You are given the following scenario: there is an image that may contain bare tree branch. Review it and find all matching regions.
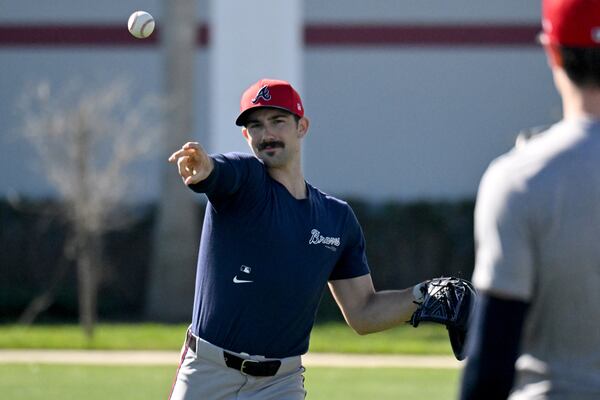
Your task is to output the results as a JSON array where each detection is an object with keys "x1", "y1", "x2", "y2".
[{"x1": 17, "y1": 78, "x2": 162, "y2": 334}]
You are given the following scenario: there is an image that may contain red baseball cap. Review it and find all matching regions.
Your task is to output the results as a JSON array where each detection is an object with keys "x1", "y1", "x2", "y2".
[
  {"x1": 235, "y1": 79, "x2": 304, "y2": 126},
  {"x1": 542, "y1": 0, "x2": 600, "y2": 47}
]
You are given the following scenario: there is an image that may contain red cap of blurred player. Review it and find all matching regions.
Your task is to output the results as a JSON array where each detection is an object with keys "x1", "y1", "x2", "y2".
[
  {"x1": 542, "y1": 0, "x2": 600, "y2": 47},
  {"x1": 235, "y1": 79, "x2": 304, "y2": 126}
]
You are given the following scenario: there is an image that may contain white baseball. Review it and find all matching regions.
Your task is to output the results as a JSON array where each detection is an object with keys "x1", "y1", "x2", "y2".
[{"x1": 128, "y1": 11, "x2": 155, "y2": 39}]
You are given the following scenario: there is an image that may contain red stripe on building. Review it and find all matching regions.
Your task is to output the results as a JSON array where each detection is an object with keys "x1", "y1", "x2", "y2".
[
  {"x1": 0, "y1": 23, "x2": 539, "y2": 47},
  {"x1": 0, "y1": 24, "x2": 209, "y2": 47},
  {"x1": 305, "y1": 24, "x2": 540, "y2": 47}
]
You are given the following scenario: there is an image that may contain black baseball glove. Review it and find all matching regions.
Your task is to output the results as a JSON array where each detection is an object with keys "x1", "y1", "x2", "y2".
[{"x1": 409, "y1": 277, "x2": 477, "y2": 361}]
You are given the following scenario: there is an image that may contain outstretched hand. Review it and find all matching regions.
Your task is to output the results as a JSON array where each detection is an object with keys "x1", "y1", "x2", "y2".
[{"x1": 168, "y1": 142, "x2": 214, "y2": 185}]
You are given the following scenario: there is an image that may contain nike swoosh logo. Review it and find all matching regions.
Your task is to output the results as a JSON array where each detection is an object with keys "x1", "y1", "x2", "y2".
[{"x1": 233, "y1": 276, "x2": 253, "y2": 284}]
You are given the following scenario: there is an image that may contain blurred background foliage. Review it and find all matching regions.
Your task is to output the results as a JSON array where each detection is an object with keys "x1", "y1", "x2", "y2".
[{"x1": 0, "y1": 197, "x2": 475, "y2": 324}]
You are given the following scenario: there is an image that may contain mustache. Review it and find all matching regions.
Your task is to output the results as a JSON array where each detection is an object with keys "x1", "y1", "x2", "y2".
[{"x1": 257, "y1": 141, "x2": 285, "y2": 151}]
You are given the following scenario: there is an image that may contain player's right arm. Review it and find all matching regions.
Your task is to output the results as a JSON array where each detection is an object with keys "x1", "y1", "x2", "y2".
[
  {"x1": 168, "y1": 142, "x2": 214, "y2": 185},
  {"x1": 168, "y1": 144, "x2": 267, "y2": 211}
]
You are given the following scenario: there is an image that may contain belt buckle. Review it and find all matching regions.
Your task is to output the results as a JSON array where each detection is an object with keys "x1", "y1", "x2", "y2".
[{"x1": 240, "y1": 359, "x2": 259, "y2": 376}]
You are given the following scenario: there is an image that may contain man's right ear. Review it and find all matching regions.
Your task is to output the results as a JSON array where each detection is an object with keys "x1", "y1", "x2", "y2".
[
  {"x1": 242, "y1": 128, "x2": 249, "y2": 140},
  {"x1": 297, "y1": 117, "x2": 310, "y2": 139}
]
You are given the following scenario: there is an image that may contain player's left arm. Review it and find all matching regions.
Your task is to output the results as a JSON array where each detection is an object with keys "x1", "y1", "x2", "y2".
[{"x1": 328, "y1": 274, "x2": 418, "y2": 335}]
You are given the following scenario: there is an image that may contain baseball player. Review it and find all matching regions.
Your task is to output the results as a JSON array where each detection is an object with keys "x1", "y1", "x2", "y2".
[
  {"x1": 460, "y1": 0, "x2": 600, "y2": 398},
  {"x1": 167, "y1": 79, "x2": 423, "y2": 400}
]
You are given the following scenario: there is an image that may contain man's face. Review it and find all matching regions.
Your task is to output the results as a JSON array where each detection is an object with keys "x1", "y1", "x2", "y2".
[{"x1": 242, "y1": 108, "x2": 307, "y2": 168}]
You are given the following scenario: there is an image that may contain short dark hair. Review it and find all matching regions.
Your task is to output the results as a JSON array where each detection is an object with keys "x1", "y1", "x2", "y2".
[
  {"x1": 559, "y1": 46, "x2": 600, "y2": 88},
  {"x1": 242, "y1": 108, "x2": 301, "y2": 127}
]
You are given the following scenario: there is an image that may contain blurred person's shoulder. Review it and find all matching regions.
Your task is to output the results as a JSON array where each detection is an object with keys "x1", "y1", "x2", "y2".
[{"x1": 482, "y1": 123, "x2": 561, "y2": 188}]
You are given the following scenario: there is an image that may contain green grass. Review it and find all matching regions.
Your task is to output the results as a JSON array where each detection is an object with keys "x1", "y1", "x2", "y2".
[
  {"x1": 0, "y1": 364, "x2": 174, "y2": 400},
  {"x1": 0, "y1": 323, "x2": 189, "y2": 350},
  {"x1": 305, "y1": 367, "x2": 460, "y2": 399},
  {"x1": 309, "y1": 322, "x2": 452, "y2": 355},
  {"x1": 0, "y1": 364, "x2": 460, "y2": 400},
  {"x1": 0, "y1": 322, "x2": 453, "y2": 355}
]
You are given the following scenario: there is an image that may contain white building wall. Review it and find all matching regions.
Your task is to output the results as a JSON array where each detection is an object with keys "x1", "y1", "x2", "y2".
[
  {"x1": 0, "y1": 1, "x2": 557, "y2": 202},
  {"x1": 209, "y1": 0, "x2": 303, "y2": 154},
  {"x1": 305, "y1": 0, "x2": 538, "y2": 22},
  {"x1": 303, "y1": 48, "x2": 558, "y2": 201}
]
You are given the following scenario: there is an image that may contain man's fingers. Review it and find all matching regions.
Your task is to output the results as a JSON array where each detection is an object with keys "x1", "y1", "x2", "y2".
[
  {"x1": 185, "y1": 172, "x2": 204, "y2": 185},
  {"x1": 182, "y1": 141, "x2": 201, "y2": 150},
  {"x1": 168, "y1": 148, "x2": 198, "y2": 163},
  {"x1": 169, "y1": 142, "x2": 212, "y2": 185},
  {"x1": 169, "y1": 142, "x2": 206, "y2": 162},
  {"x1": 177, "y1": 156, "x2": 199, "y2": 179},
  {"x1": 177, "y1": 157, "x2": 188, "y2": 178}
]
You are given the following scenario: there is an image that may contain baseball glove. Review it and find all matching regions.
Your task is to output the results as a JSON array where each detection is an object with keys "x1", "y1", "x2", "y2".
[{"x1": 409, "y1": 277, "x2": 477, "y2": 361}]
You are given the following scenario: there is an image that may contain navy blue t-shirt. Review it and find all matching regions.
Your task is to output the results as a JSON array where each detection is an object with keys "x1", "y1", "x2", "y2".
[{"x1": 189, "y1": 152, "x2": 370, "y2": 358}]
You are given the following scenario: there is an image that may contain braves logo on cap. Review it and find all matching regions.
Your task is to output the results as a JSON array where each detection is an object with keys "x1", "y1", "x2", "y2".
[{"x1": 251, "y1": 86, "x2": 272, "y2": 104}]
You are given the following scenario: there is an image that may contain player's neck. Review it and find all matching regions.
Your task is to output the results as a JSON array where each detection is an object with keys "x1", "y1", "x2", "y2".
[
  {"x1": 268, "y1": 162, "x2": 307, "y2": 199},
  {"x1": 557, "y1": 72, "x2": 600, "y2": 120},
  {"x1": 562, "y1": 93, "x2": 600, "y2": 121}
]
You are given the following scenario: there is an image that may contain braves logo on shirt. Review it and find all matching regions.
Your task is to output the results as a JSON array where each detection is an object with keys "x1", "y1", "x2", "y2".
[
  {"x1": 251, "y1": 86, "x2": 272, "y2": 103},
  {"x1": 309, "y1": 229, "x2": 340, "y2": 252}
]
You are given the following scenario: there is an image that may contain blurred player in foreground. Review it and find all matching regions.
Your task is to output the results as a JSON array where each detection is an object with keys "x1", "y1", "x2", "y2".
[
  {"x1": 167, "y1": 78, "x2": 425, "y2": 400},
  {"x1": 460, "y1": 0, "x2": 600, "y2": 398}
]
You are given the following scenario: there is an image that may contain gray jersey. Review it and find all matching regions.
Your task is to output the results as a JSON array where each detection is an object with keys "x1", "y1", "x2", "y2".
[{"x1": 472, "y1": 118, "x2": 600, "y2": 399}]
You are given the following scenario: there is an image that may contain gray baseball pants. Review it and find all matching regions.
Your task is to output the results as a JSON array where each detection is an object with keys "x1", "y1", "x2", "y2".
[{"x1": 169, "y1": 332, "x2": 306, "y2": 400}]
